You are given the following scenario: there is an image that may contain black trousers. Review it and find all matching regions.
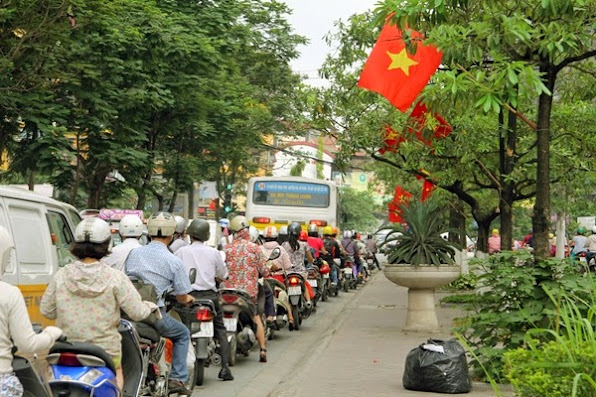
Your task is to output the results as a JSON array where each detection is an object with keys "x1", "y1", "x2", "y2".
[{"x1": 190, "y1": 290, "x2": 230, "y2": 368}]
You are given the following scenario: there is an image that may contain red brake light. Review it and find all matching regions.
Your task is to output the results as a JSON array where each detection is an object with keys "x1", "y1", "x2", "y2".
[
  {"x1": 222, "y1": 294, "x2": 238, "y2": 304},
  {"x1": 224, "y1": 312, "x2": 234, "y2": 318},
  {"x1": 253, "y1": 217, "x2": 271, "y2": 224},
  {"x1": 289, "y1": 277, "x2": 300, "y2": 286},
  {"x1": 196, "y1": 307, "x2": 214, "y2": 322},
  {"x1": 309, "y1": 220, "x2": 327, "y2": 227},
  {"x1": 57, "y1": 353, "x2": 82, "y2": 367}
]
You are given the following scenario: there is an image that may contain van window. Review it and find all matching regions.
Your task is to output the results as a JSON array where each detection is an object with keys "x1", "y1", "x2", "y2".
[
  {"x1": 47, "y1": 211, "x2": 76, "y2": 267},
  {"x1": 8, "y1": 206, "x2": 49, "y2": 268}
]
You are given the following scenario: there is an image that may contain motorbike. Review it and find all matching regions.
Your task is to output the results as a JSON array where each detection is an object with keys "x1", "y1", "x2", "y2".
[
  {"x1": 317, "y1": 261, "x2": 331, "y2": 301},
  {"x1": 327, "y1": 259, "x2": 341, "y2": 297},
  {"x1": 177, "y1": 269, "x2": 221, "y2": 386},
  {"x1": 285, "y1": 271, "x2": 313, "y2": 331},
  {"x1": 306, "y1": 265, "x2": 323, "y2": 306},
  {"x1": 342, "y1": 256, "x2": 356, "y2": 292},
  {"x1": 220, "y1": 288, "x2": 259, "y2": 365},
  {"x1": 263, "y1": 277, "x2": 290, "y2": 339}
]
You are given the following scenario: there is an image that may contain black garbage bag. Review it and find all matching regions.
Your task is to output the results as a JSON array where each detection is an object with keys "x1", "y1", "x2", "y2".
[{"x1": 403, "y1": 338, "x2": 471, "y2": 394}]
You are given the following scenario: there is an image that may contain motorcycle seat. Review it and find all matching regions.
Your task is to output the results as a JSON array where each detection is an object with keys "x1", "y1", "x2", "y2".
[
  {"x1": 50, "y1": 341, "x2": 117, "y2": 375},
  {"x1": 220, "y1": 288, "x2": 253, "y2": 302},
  {"x1": 265, "y1": 278, "x2": 286, "y2": 290},
  {"x1": 131, "y1": 321, "x2": 161, "y2": 343}
]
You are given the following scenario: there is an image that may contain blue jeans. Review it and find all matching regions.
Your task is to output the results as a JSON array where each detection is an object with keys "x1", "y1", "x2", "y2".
[
  {"x1": 155, "y1": 312, "x2": 190, "y2": 382},
  {"x1": 330, "y1": 263, "x2": 339, "y2": 284}
]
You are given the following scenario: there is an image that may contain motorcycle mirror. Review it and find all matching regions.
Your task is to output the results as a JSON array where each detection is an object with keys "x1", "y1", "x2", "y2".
[
  {"x1": 189, "y1": 268, "x2": 197, "y2": 284},
  {"x1": 269, "y1": 247, "x2": 281, "y2": 261}
]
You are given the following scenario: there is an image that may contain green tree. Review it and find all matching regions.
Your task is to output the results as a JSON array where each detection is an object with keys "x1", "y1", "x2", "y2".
[{"x1": 339, "y1": 188, "x2": 380, "y2": 232}]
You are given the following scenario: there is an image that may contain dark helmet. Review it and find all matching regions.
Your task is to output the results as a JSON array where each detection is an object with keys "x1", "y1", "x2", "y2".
[
  {"x1": 187, "y1": 219, "x2": 210, "y2": 241},
  {"x1": 288, "y1": 222, "x2": 302, "y2": 236}
]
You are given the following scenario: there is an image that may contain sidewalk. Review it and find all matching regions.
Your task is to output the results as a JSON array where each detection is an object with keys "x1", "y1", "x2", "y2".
[{"x1": 292, "y1": 270, "x2": 513, "y2": 397}]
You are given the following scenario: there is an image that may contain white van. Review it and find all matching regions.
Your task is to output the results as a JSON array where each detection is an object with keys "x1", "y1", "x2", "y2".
[{"x1": 0, "y1": 186, "x2": 80, "y2": 325}]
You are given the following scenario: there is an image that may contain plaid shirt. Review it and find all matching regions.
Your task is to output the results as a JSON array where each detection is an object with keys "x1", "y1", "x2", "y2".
[{"x1": 125, "y1": 241, "x2": 192, "y2": 307}]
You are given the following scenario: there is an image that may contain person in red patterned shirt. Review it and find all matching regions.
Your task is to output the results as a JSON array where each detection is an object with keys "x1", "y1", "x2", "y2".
[{"x1": 223, "y1": 216, "x2": 269, "y2": 362}]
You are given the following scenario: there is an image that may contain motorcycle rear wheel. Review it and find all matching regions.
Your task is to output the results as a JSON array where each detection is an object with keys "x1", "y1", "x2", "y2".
[
  {"x1": 292, "y1": 305, "x2": 301, "y2": 331},
  {"x1": 192, "y1": 358, "x2": 206, "y2": 386},
  {"x1": 228, "y1": 335, "x2": 237, "y2": 367}
]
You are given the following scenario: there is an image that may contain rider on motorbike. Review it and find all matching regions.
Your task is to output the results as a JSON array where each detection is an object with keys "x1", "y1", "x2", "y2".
[
  {"x1": 282, "y1": 223, "x2": 315, "y2": 305},
  {"x1": 0, "y1": 226, "x2": 63, "y2": 397},
  {"x1": 321, "y1": 226, "x2": 342, "y2": 286},
  {"x1": 104, "y1": 214, "x2": 143, "y2": 272},
  {"x1": 260, "y1": 226, "x2": 295, "y2": 328},
  {"x1": 40, "y1": 218, "x2": 158, "y2": 392},
  {"x1": 175, "y1": 219, "x2": 234, "y2": 381},
  {"x1": 223, "y1": 216, "x2": 269, "y2": 363},
  {"x1": 170, "y1": 216, "x2": 189, "y2": 253},
  {"x1": 306, "y1": 224, "x2": 328, "y2": 260},
  {"x1": 584, "y1": 226, "x2": 596, "y2": 267},
  {"x1": 125, "y1": 212, "x2": 195, "y2": 395}
]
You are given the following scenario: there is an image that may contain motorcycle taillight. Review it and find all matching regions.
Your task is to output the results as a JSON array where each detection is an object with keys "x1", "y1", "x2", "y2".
[
  {"x1": 57, "y1": 353, "x2": 81, "y2": 367},
  {"x1": 222, "y1": 294, "x2": 238, "y2": 304},
  {"x1": 196, "y1": 307, "x2": 214, "y2": 322},
  {"x1": 288, "y1": 276, "x2": 300, "y2": 286}
]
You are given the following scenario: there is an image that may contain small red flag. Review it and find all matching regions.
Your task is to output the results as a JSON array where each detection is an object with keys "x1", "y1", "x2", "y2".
[
  {"x1": 421, "y1": 178, "x2": 436, "y2": 202},
  {"x1": 407, "y1": 102, "x2": 452, "y2": 146},
  {"x1": 209, "y1": 199, "x2": 216, "y2": 211},
  {"x1": 388, "y1": 186, "x2": 412, "y2": 222},
  {"x1": 378, "y1": 125, "x2": 405, "y2": 154},
  {"x1": 358, "y1": 24, "x2": 442, "y2": 112}
]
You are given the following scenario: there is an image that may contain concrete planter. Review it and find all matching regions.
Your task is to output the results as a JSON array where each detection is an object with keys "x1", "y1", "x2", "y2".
[{"x1": 384, "y1": 263, "x2": 461, "y2": 332}]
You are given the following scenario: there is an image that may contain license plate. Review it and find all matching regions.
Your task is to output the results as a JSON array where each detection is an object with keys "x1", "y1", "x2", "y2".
[
  {"x1": 192, "y1": 321, "x2": 214, "y2": 338},
  {"x1": 223, "y1": 317, "x2": 237, "y2": 332},
  {"x1": 344, "y1": 268, "x2": 353, "y2": 274},
  {"x1": 307, "y1": 279, "x2": 317, "y2": 287},
  {"x1": 323, "y1": 274, "x2": 329, "y2": 279},
  {"x1": 287, "y1": 286, "x2": 302, "y2": 296}
]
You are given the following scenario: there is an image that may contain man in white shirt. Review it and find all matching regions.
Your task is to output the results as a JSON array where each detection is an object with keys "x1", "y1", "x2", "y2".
[
  {"x1": 175, "y1": 219, "x2": 233, "y2": 381},
  {"x1": 104, "y1": 214, "x2": 143, "y2": 272}
]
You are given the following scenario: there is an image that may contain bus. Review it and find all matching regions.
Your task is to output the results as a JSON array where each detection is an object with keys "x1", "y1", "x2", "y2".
[{"x1": 245, "y1": 176, "x2": 340, "y2": 232}]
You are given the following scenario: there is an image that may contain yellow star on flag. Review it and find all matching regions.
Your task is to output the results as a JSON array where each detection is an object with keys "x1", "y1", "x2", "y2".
[{"x1": 386, "y1": 49, "x2": 418, "y2": 76}]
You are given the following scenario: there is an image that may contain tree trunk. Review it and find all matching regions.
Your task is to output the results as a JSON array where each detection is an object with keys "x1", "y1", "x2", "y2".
[
  {"x1": 86, "y1": 172, "x2": 107, "y2": 209},
  {"x1": 168, "y1": 191, "x2": 178, "y2": 213},
  {"x1": 499, "y1": 107, "x2": 518, "y2": 251},
  {"x1": 188, "y1": 185, "x2": 195, "y2": 220},
  {"x1": 448, "y1": 199, "x2": 466, "y2": 248},
  {"x1": 555, "y1": 213, "x2": 566, "y2": 259},
  {"x1": 476, "y1": 219, "x2": 492, "y2": 253},
  {"x1": 532, "y1": 62, "x2": 556, "y2": 260}
]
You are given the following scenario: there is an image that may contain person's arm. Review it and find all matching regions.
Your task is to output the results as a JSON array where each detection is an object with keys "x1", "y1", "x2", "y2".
[
  {"x1": 320, "y1": 239, "x2": 328, "y2": 256},
  {"x1": 305, "y1": 245, "x2": 314, "y2": 264},
  {"x1": 215, "y1": 252, "x2": 229, "y2": 280},
  {"x1": 115, "y1": 273, "x2": 155, "y2": 321},
  {"x1": 10, "y1": 287, "x2": 62, "y2": 353},
  {"x1": 40, "y1": 277, "x2": 58, "y2": 320},
  {"x1": 172, "y1": 260, "x2": 195, "y2": 304}
]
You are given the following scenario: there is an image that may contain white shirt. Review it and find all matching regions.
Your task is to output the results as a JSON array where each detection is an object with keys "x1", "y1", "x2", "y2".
[
  {"x1": 176, "y1": 241, "x2": 228, "y2": 292},
  {"x1": 0, "y1": 282, "x2": 59, "y2": 373},
  {"x1": 104, "y1": 238, "x2": 141, "y2": 272},
  {"x1": 170, "y1": 238, "x2": 189, "y2": 253}
]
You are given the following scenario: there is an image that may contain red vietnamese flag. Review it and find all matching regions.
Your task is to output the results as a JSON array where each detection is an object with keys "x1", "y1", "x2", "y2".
[
  {"x1": 408, "y1": 102, "x2": 452, "y2": 146},
  {"x1": 421, "y1": 178, "x2": 436, "y2": 202},
  {"x1": 358, "y1": 23, "x2": 442, "y2": 112},
  {"x1": 378, "y1": 125, "x2": 405, "y2": 154},
  {"x1": 388, "y1": 185, "x2": 412, "y2": 222}
]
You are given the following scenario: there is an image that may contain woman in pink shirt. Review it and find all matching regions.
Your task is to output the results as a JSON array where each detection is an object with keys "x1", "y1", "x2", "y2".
[{"x1": 488, "y1": 229, "x2": 501, "y2": 254}]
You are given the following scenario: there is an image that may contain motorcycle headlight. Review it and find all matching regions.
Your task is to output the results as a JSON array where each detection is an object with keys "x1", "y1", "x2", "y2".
[{"x1": 79, "y1": 368, "x2": 103, "y2": 384}]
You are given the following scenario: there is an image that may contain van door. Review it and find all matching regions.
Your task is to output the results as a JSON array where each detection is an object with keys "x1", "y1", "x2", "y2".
[
  {"x1": 0, "y1": 199, "x2": 18, "y2": 286},
  {"x1": 6, "y1": 198, "x2": 54, "y2": 325}
]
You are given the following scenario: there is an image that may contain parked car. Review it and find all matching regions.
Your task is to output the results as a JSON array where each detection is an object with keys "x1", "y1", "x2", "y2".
[{"x1": 440, "y1": 232, "x2": 476, "y2": 258}]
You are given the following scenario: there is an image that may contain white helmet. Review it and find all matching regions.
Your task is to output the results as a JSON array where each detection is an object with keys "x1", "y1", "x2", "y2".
[
  {"x1": 279, "y1": 225, "x2": 288, "y2": 235},
  {"x1": 343, "y1": 230, "x2": 353, "y2": 239},
  {"x1": 249, "y1": 226, "x2": 260, "y2": 243},
  {"x1": 74, "y1": 218, "x2": 111, "y2": 244},
  {"x1": 230, "y1": 215, "x2": 249, "y2": 232},
  {"x1": 218, "y1": 218, "x2": 230, "y2": 228},
  {"x1": 119, "y1": 215, "x2": 144, "y2": 238},
  {"x1": 263, "y1": 226, "x2": 278, "y2": 239},
  {"x1": 174, "y1": 216, "x2": 187, "y2": 234},
  {"x1": 0, "y1": 226, "x2": 15, "y2": 277},
  {"x1": 147, "y1": 212, "x2": 176, "y2": 237},
  {"x1": 592, "y1": 226, "x2": 596, "y2": 234}
]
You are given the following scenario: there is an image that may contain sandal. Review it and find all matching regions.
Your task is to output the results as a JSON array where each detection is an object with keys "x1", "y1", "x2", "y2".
[{"x1": 259, "y1": 348, "x2": 267, "y2": 363}]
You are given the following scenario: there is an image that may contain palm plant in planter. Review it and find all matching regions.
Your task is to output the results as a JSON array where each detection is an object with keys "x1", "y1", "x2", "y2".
[{"x1": 381, "y1": 199, "x2": 461, "y2": 332}]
